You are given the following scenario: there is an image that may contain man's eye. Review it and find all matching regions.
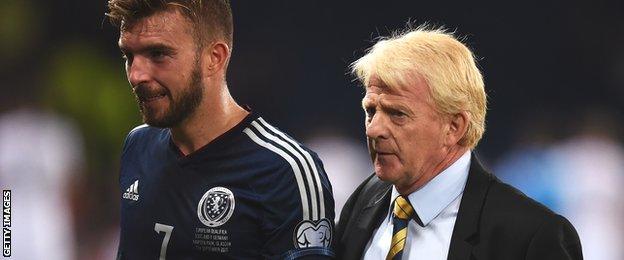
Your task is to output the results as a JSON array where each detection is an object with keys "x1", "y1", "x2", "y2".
[
  {"x1": 150, "y1": 50, "x2": 167, "y2": 59},
  {"x1": 390, "y1": 110, "x2": 407, "y2": 119},
  {"x1": 365, "y1": 108, "x2": 376, "y2": 118}
]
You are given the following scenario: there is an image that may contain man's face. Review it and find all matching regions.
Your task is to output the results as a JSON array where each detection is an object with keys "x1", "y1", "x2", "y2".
[
  {"x1": 362, "y1": 75, "x2": 449, "y2": 190},
  {"x1": 118, "y1": 8, "x2": 204, "y2": 128}
]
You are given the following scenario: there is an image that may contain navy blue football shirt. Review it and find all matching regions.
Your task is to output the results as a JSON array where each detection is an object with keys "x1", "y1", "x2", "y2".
[{"x1": 117, "y1": 113, "x2": 335, "y2": 259}]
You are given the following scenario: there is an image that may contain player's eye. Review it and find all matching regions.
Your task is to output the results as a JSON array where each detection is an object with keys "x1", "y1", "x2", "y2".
[
  {"x1": 150, "y1": 50, "x2": 164, "y2": 58},
  {"x1": 149, "y1": 49, "x2": 169, "y2": 61}
]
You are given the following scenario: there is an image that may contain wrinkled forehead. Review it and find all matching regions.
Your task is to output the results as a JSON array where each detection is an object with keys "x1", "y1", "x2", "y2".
[
  {"x1": 364, "y1": 74, "x2": 398, "y2": 96},
  {"x1": 364, "y1": 72, "x2": 430, "y2": 99}
]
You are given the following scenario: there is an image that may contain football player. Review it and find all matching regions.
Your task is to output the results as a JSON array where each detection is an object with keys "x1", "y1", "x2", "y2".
[{"x1": 107, "y1": 1, "x2": 335, "y2": 258}]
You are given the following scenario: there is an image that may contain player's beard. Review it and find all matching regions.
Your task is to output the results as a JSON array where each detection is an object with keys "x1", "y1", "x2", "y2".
[{"x1": 136, "y1": 59, "x2": 204, "y2": 128}]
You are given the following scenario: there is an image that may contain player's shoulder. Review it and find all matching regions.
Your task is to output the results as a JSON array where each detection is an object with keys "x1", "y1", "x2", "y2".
[
  {"x1": 240, "y1": 115, "x2": 331, "y2": 198},
  {"x1": 241, "y1": 116, "x2": 324, "y2": 171},
  {"x1": 126, "y1": 123, "x2": 168, "y2": 139},
  {"x1": 122, "y1": 124, "x2": 168, "y2": 152}
]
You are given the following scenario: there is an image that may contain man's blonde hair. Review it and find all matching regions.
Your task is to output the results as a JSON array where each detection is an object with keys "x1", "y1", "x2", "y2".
[{"x1": 352, "y1": 25, "x2": 487, "y2": 148}]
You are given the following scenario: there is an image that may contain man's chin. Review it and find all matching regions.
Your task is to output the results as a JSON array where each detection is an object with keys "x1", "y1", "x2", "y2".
[
  {"x1": 374, "y1": 167, "x2": 399, "y2": 183},
  {"x1": 373, "y1": 155, "x2": 401, "y2": 176},
  {"x1": 142, "y1": 113, "x2": 174, "y2": 128}
]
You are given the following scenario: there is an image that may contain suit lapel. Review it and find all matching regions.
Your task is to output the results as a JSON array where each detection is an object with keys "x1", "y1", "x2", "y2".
[
  {"x1": 349, "y1": 179, "x2": 392, "y2": 259},
  {"x1": 358, "y1": 181, "x2": 391, "y2": 228},
  {"x1": 447, "y1": 153, "x2": 493, "y2": 260}
]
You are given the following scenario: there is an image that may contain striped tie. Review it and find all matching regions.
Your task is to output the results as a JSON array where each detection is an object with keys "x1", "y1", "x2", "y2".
[{"x1": 386, "y1": 195, "x2": 414, "y2": 260}]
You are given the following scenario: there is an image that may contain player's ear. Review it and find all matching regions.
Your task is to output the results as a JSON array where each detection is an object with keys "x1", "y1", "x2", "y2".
[{"x1": 202, "y1": 41, "x2": 230, "y2": 77}]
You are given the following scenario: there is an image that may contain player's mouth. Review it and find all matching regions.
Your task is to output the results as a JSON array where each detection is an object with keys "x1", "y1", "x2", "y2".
[
  {"x1": 139, "y1": 93, "x2": 167, "y2": 104},
  {"x1": 134, "y1": 85, "x2": 169, "y2": 104}
]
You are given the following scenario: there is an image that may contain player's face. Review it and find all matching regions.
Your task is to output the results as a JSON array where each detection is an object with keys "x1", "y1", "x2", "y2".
[
  {"x1": 118, "y1": 8, "x2": 203, "y2": 128},
  {"x1": 362, "y1": 74, "x2": 449, "y2": 191}
]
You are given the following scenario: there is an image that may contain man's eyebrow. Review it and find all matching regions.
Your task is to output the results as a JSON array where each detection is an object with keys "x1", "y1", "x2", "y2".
[
  {"x1": 119, "y1": 43, "x2": 175, "y2": 54},
  {"x1": 144, "y1": 43, "x2": 175, "y2": 51},
  {"x1": 385, "y1": 102, "x2": 410, "y2": 112},
  {"x1": 379, "y1": 99, "x2": 412, "y2": 114}
]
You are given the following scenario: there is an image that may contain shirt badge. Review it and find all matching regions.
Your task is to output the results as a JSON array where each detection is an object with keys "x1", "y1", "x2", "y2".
[{"x1": 197, "y1": 187, "x2": 235, "y2": 227}]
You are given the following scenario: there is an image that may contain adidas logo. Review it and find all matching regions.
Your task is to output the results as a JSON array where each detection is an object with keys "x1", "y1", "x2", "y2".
[{"x1": 123, "y1": 180, "x2": 140, "y2": 201}]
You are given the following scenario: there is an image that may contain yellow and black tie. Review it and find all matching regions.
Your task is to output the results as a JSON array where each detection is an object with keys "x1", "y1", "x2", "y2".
[{"x1": 386, "y1": 195, "x2": 414, "y2": 260}]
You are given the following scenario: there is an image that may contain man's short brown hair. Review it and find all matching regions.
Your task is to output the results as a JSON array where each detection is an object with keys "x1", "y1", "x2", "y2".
[{"x1": 106, "y1": 0, "x2": 233, "y2": 48}]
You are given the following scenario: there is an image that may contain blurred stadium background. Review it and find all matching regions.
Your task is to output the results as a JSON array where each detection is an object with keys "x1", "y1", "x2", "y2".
[{"x1": 0, "y1": 0, "x2": 622, "y2": 259}]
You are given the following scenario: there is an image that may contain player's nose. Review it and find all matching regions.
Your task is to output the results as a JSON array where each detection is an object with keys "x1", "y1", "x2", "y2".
[{"x1": 127, "y1": 56, "x2": 152, "y2": 88}]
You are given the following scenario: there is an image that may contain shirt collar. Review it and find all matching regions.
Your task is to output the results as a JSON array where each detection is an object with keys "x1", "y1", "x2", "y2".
[{"x1": 390, "y1": 151, "x2": 471, "y2": 226}]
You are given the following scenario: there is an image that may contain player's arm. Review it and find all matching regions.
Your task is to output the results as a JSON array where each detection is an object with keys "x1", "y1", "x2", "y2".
[
  {"x1": 260, "y1": 153, "x2": 336, "y2": 259},
  {"x1": 116, "y1": 125, "x2": 145, "y2": 259}
]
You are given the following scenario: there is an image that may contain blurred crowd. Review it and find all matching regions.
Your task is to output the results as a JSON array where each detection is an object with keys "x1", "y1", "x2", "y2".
[{"x1": 1, "y1": 1, "x2": 623, "y2": 259}]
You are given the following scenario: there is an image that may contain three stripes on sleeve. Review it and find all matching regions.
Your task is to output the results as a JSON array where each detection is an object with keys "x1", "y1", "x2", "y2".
[{"x1": 243, "y1": 117, "x2": 327, "y2": 221}]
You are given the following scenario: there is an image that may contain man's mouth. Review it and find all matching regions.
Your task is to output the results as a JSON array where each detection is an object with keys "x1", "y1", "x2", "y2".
[
  {"x1": 139, "y1": 93, "x2": 167, "y2": 103},
  {"x1": 374, "y1": 149, "x2": 393, "y2": 155},
  {"x1": 134, "y1": 85, "x2": 168, "y2": 104},
  {"x1": 375, "y1": 151, "x2": 395, "y2": 158}
]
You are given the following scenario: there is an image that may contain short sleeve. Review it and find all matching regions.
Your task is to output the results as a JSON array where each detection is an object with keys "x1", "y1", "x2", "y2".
[
  {"x1": 259, "y1": 152, "x2": 336, "y2": 259},
  {"x1": 120, "y1": 124, "x2": 147, "y2": 158}
]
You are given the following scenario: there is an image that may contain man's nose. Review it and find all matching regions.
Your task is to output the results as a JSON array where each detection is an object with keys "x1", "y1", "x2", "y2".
[
  {"x1": 365, "y1": 113, "x2": 389, "y2": 140},
  {"x1": 127, "y1": 57, "x2": 151, "y2": 87}
]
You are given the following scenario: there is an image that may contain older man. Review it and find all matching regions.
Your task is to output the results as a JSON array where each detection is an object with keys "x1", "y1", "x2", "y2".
[{"x1": 335, "y1": 26, "x2": 582, "y2": 260}]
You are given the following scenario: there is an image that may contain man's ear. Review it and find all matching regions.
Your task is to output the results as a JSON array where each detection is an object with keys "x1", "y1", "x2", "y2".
[
  {"x1": 202, "y1": 41, "x2": 230, "y2": 77},
  {"x1": 445, "y1": 111, "x2": 469, "y2": 146}
]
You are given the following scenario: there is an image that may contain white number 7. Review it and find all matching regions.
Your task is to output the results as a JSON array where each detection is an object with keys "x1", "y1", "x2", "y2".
[{"x1": 154, "y1": 223, "x2": 174, "y2": 260}]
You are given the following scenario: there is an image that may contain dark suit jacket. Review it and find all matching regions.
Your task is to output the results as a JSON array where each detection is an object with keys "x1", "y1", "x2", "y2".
[{"x1": 335, "y1": 154, "x2": 582, "y2": 260}]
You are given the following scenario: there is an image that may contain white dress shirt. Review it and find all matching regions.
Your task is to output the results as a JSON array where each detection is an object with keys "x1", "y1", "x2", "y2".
[{"x1": 363, "y1": 151, "x2": 471, "y2": 260}]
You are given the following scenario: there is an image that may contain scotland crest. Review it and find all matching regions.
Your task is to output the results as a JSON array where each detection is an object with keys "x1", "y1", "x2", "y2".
[
  {"x1": 294, "y1": 218, "x2": 332, "y2": 248},
  {"x1": 197, "y1": 187, "x2": 235, "y2": 227}
]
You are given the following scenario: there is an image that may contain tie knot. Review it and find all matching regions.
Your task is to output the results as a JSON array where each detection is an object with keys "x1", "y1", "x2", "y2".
[{"x1": 393, "y1": 195, "x2": 414, "y2": 220}]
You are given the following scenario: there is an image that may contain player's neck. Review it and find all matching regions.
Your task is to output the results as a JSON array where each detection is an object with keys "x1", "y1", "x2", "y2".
[{"x1": 170, "y1": 85, "x2": 248, "y2": 156}]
